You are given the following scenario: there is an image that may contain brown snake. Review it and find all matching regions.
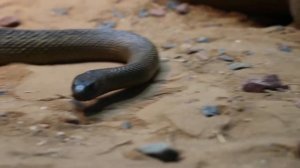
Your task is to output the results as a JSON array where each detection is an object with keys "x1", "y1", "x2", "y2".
[{"x1": 0, "y1": 28, "x2": 159, "y2": 101}]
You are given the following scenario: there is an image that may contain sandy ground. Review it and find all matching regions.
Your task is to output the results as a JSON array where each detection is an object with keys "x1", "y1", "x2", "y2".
[{"x1": 0, "y1": 0, "x2": 300, "y2": 167}]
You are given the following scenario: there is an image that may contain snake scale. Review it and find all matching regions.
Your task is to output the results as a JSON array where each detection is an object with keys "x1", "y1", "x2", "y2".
[{"x1": 0, "y1": 28, "x2": 159, "y2": 101}]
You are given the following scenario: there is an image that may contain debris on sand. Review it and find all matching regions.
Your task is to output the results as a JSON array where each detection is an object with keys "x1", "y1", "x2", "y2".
[
  {"x1": 138, "y1": 9, "x2": 149, "y2": 18},
  {"x1": 201, "y1": 105, "x2": 220, "y2": 117},
  {"x1": 149, "y1": 7, "x2": 167, "y2": 17},
  {"x1": 228, "y1": 62, "x2": 252, "y2": 70},
  {"x1": 98, "y1": 21, "x2": 117, "y2": 29},
  {"x1": 136, "y1": 142, "x2": 180, "y2": 162},
  {"x1": 161, "y1": 42, "x2": 176, "y2": 50},
  {"x1": 278, "y1": 43, "x2": 293, "y2": 53},
  {"x1": 175, "y1": 3, "x2": 190, "y2": 15},
  {"x1": 196, "y1": 36, "x2": 210, "y2": 43},
  {"x1": 0, "y1": 16, "x2": 21, "y2": 28},
  {"x1": 218, "y1": 54, "x2": 235, "y2": 62},
  {"x1": 51, "y1": 7, "x2": 70, "y2": 16},
  {"x1": 242, "y1": 74, "x2": 289, "y2": 93}
]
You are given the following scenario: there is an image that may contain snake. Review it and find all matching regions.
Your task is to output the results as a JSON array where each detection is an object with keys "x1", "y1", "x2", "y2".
[{"x1": 0, "y1": 28, "x2": 159, "y2": 101}]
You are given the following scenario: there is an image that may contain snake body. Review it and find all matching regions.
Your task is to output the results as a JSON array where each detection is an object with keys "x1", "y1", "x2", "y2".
[{"x1": 0, "y1": 28, "x2": 159, "y2": 101}]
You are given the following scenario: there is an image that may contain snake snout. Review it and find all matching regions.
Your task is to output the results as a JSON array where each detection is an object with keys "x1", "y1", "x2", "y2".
[{"x1": 71, "y1": 70, "x2": 107, "y2": 101}]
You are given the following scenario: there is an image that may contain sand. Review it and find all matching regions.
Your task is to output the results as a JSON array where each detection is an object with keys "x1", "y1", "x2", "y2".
[{"x1": 0, "y1": 0, "x2": 299, "y2": 167}]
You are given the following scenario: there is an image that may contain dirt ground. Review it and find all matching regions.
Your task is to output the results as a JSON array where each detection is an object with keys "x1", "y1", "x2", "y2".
[{"x1": 0, "y1": 0, "x2": 300, "y2": 167}]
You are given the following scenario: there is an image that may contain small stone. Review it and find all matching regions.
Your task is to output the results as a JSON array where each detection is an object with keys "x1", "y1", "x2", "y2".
[
  {"x1": 138, "y1": 9, "x2": 149, "y2": 18},
  {"x1": 36, "y1": 140, "x2": 47, "y2": 146},
  {"x1": 175, "y1": 3, "x2": 190, "y2": 15},
  {"x1": 242, "y1": 50, "x2": 254, "y2": 56},
  {"x1": 149, "y1": 8, "x2": 166, "y2": 17},
  {"x1": 218, "y1": 54, "x2": 235, "y2": 62},
  {"x1": 0, "y1": 90, "x2": 6, "y2": 95},
  {"x1": 242, "y1": 74, "x2": 289, "y2": 93},
  {"x1": 278, "y1": 43, "x2": 292, "y2": 53},
  {"x1": 56, "y1": 131, "x2": 66, "y2": 138},
  {"x1": 51, "y1": 7, "x2": 70, "y2": 16},
  {"x1": 228, "y1": 62, "x2": 252, "y2": 70},
  {"x1": 196, "y1": 37, "x2": 210, "y2": 43},
  {"x1": 0, "y1": 16, "x2": 21, "y2": 28},
  {"x1": 166, "y1": 0, "x2": 180, "y2": 10},
  {"x1": 40, "y1": 106, "x2": 48, "y2": 110},
  {"x1": 137, "y1": 142, "x2": 180, "y2": 162},
  {"x1": 178, "y1": 43, "x2": 192, "y2": 53},
  {"x1": 194, "y1": 50, "x2": 209, "y2": 60},
  {"x1": 121, "y1": 121, "x2": 133, "y2": 129},
  {"x1": 29, "y1": 125, "x2": 42, "y2": 134},
  {"x1": 98, "y1": 21, "x2": 117, "y2": 29},
  {"x1": 218, "y1": 48, "x2": 226, "y2": 55},
  {"x1": 186, "y1": 47, "x2": 202, "y2": 54},
  {"x1": 201, "y1": 105, "x2": 220, "y2": 117},
  {"x1": 161, "y1": 43, "x2": 176, "y2": 50},
  {"x1": 0, "y1": 112, "x2": 7, "y2": 117}
]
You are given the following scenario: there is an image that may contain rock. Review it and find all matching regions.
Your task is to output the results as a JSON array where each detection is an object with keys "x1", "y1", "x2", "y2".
[
  {"x1": 278, "y1": 43, "x2": 292, "y2": 53},
  {"x1": 201, "y1": 105, "x2": 220, "y2": 117},
  {"x1": 218, "y1": 54, "x2": 235, "y2": 62},
  {"x1": 138, "y1": 9, "x2": 149, "y2": 18},
  {"x1": 149, "y1": 8, "x2": 166, "y2": 17},
  {"x1": 228, "y1": 62, "x2": 252, "y2": 70},
  {"x1": 98, "y1": 21, "x2": 117, "y2": 29},
  {"x1": 0, "y1": 112, "x2": 8, "y2": 117},
  {"x1": 175, "y1": 3, "x2": 190, "y2": 15},
  {"x1": 166, "y1": 0, "x2": 180, "y2": 10},
  {"x1": 242, "y1": 74, "x2": 289, "y2": 93},
  {"x1": 0, "y1": 16, "x2": 21, "y2": 28},
  {"x1": 136, "y1": 143, "x2": 180, "y2": 162},
  {"x1": 0, "y1": 90, "x2": 6, "y2": 95},
  {"x1": 196, "y1": 37, "x2": 210, "y2": 43},
  {"x1": 121, "y1": 121, "x2": 133, "y2": 129},
  {"x1": 186, "y1": 46, "x2": 202, "y2": 54},
  {"x1": 56, "y1": 131, "x2": 66, "y2": 138},
  {"x1": 242, "y1": 50, "x2": 254, "y2": 56},
  {"x1": 51, "y1": 7, "x2": 70, "y2": 16},
  {"x1": 161, "y1": 43, "x2": 176, "y2": 50}
]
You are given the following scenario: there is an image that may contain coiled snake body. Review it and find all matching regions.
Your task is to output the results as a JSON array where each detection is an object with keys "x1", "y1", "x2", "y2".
[{"x1": 0, "y1": 28, "x2": 159, "y2": 101}]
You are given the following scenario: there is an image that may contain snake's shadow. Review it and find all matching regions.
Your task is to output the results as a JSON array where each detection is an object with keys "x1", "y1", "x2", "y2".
[{"x1": 77, "y1": 81, "x2": 152, "y2": 116}]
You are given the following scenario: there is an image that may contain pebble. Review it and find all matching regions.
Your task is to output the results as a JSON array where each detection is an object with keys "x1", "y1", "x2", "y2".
[
  {"x1": 36, "y1": 140, "x2": 47, "y2": 146},
  {"x1": 242, "y1": 74, "x2": 289, "y2": 93},
  {"x1": 194, "y1": 50, "x2": 209, "y2": 60},
  {"x1": 149, "y1": 8, "x2": 166, "y2": 17},
  {"x1": 0, "y1": 90, "x2": 6, "y2": 95},
  {"x1": 40, "y1": 106, "x2": 48, "y2": 110},
  {"x1": 29, "y1": 125, "x2": 42, "y2": 134},
  {"x1": 0, "y1": 112, "x2": 7, "y2": 117},
  {"x1": 175, "y1": 3, "x2": 190, "y2": 15},
  {"x1": 186, "y1": 46, "x2": 202, "y2": 54},
  {"x1": 121, "y1": 121, "x2": 133, "y2": 129},
  {"x1": 98, "y1": 21, "x2": 117, "y2": 29},
  {"x1": 161, "y1": 43, "x2": 176, "y2": 50},
  {"x1": 201, "y1": 105, "x2": 220, "y2": 117},
  {"x1": 166, "y1": 0, "x2": 180, "y2": 10},
  {"x1": 137, "y1": 142, "x2": 180, "y2": 162},
  {"x1": 278, "y1": 43, "x2": 292, "y2": 53},
  {"x1": 228, "y1": 62, "x2": 252, "y2": 70},
  {"x1": 242, "y1": 50, "x2": 254, "y2": 56},
  {"x1": 218, "y1": 54, "x2": 235, "y2": 62},
  {"x1": 0, "y1": 16, "x2": 21, "y2": 28},
  {"x1": 51, "y1": 7, "x2": 70, "y2": 16},
  {"x1": 196, "y1": 37, "x2": 210, "y2": 43},
  {"x1": 138, "y1": 9, "x2": 149, "y2": 18},
  {"x1": 56, "y1": 131, "x2": 66, "y2": 138}
]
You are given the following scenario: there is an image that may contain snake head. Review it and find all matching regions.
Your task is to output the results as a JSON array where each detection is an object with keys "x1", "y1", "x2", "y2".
[{"x1": 71, "y1": 70, "x2": 106, "y2": 101}]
